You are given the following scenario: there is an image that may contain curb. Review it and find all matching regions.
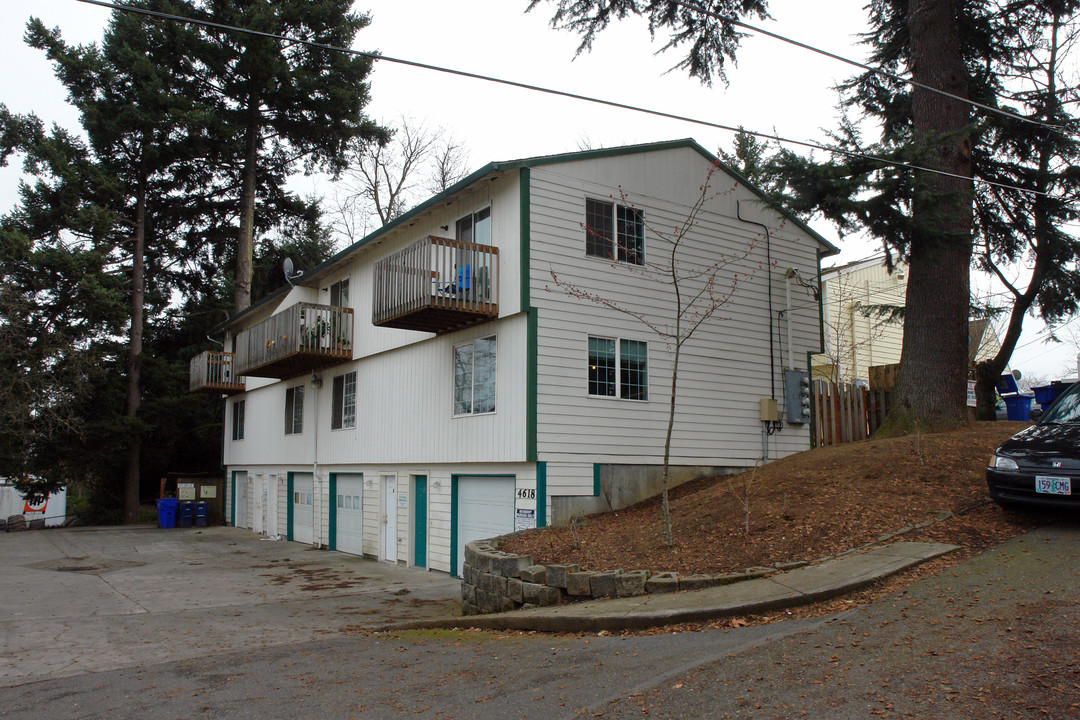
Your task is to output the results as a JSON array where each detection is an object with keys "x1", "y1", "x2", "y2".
[{"x1": 378, "y1": 541, "x2": 960, "y2": 633}]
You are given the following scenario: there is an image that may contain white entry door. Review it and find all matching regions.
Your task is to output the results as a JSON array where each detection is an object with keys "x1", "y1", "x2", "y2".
[
  {"x1": 336, "y1": 474, "x2": 365, "y2": 556},
  {"x1": 381, "y1": 474, "x2": 397, "y2": 562},
  {"x1": 292, "y1": 473, "x2": 314, "y2": 545},
  {"x1": 456, "y1": 476, "x2": 515, "y2": 577},
  {"x1": 233, "y1": 472, "x2": 248, "y2": 528}
]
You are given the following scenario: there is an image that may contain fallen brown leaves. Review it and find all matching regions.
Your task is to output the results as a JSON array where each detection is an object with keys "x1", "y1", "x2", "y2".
[{"x1": 502, "y1": 422, "x2": 1040, "y2": 576}]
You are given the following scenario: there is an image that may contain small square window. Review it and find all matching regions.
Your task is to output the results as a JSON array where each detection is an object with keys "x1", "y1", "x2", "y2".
[{"x1": 585, "y1": 198, "x2": 644, "y2": 265}]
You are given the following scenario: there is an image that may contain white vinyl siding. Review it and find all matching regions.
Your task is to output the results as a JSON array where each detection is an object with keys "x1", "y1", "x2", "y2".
[{"x1": 529, "y1": 147, "x2": 825, "y2": 470}]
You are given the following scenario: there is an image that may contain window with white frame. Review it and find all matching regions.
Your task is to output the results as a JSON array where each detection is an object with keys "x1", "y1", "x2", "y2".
[
  {"x1": 453, "y1": 336, "x2": 496, "y2": 415},
  {"x1": 231, "y1": 399, "x2": 245, "y2": 441},
  {"x1": 284, "y1": 384, "x2": 304, "y2": 435},
  {"x1": 330, "y1": 277, "x2": 350, "y2": 307},
  {"x1": 588, "y1": 336, "x2": 648, "y2": 400},
  {"x1": 331, "y1": 371, "x2": 357, "y2": 430},
  {"x1": 584, "y1": 198, "x2": 644, "y2": 265}
]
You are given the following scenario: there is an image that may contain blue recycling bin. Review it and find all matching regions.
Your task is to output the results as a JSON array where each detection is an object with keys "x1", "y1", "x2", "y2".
[
  {"x1": 157, "y1": 498, "x2": 178, "y2": 529},
  {"x1": 1003, "y1": 394, "x2": 1035, "y2": 421},
  {"x1": 178, "y1": 501, "x2": 194, "y2": 528},
  {"x1": 194, "y1": 501, "x2": 208, "y2": 528}
]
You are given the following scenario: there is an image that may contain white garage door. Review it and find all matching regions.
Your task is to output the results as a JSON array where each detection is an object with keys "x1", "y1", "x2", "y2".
[
  {"x1": 456, "y1": 476, "x2": 515, "y2": 577},
  {"x1": 335, "y1": 474, "x2": 364, "y2": 556},
  {"x1": 233, "y1": 471, "x2": 249, "y2": 529},
  {"x1": 292, "y1": 474, "x2": 314, "y2": 545}
]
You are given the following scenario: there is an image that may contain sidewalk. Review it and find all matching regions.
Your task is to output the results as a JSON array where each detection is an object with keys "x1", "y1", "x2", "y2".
[{"x1": 389, "y1": 541, "x2": 959, "y2": 633}]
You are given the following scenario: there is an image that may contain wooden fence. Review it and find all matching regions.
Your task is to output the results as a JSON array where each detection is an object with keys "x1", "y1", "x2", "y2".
[{"x1": 812, "y1": 379, "x2": 892, "y2": 447}]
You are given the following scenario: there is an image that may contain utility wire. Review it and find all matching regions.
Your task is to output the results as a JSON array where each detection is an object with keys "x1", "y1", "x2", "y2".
[
  {"x1": 673, "y1": 1, "x2": 1070, "y2": 137},
  {"x1": 77, "y1": 0, "x2": 1049, "y2": 199}
]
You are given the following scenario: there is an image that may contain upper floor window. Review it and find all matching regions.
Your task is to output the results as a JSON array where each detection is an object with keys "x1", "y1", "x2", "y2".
[
  {"x1": 330, "y1": 277, "x2": 349, "y2": 307},
  {"x1": 454, "y1": 336, "x2": 496, "y2": 416},
  {"x1": 585, "y1": 198, "x2": 644, "y2": 265},
  {"x1": 331, "y1": 371, "x2": 357, "y2": 430},
  {"x1": 588, "y1": 336, "x2": 648, "y2": 400},
  {"x1": 232, "y1": 399, "x2": 245, "y2": 441},
  {"x1": 285, "y1": 384, "x2": 304, "y2": 435},
  {"x1": 456, "y1": 207, "x2": 491, "y2": 246}
]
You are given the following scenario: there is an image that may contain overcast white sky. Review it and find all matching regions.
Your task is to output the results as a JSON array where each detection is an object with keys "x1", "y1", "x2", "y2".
[{"x1": 1, "y1": 0, "x2": 1075, "y2": 378}]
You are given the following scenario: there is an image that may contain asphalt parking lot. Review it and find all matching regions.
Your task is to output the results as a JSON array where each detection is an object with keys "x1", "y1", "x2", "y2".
[{"x1": 0, "y1": 525, "x2": 461, "y2": 687}]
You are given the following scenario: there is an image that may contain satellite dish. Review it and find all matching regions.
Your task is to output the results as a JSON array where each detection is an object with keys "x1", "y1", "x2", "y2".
[
  {"x1": 1012, "y1": 369, "x2": 1022, "y2": 381},
  {"x1": 283, "y1": 257, "x2": 300, "y2": 286}
]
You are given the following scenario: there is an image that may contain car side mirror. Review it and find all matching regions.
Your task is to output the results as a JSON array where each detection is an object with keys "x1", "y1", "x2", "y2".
[{"x1": 1029, "y1": 407, "x2": 1043, "y2": 421}]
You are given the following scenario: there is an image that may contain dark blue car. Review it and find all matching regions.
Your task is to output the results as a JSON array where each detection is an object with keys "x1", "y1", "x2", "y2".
[{"x1": 987, "y1": 383, "x2": 1080, "y2": 509}]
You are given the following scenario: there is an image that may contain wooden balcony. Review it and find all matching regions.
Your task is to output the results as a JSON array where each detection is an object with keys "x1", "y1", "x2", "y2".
[
  {"x1": 189, "y1": 350, "x2": 245, "y2": 394},
  {"x1": 372, "y1": 235, "x2": 498, "y2": 334},
  {"x1": 233, "y1": 303, "x2": 354, "y2": 379}
]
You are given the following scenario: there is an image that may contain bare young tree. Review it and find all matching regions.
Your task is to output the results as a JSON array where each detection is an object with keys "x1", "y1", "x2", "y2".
[
  {"x1": 330, "y1": 117, "x2": 470, "y2": 244},
  {"x1": 547, "y1": 160, "x2": 768, "y2": 545}
]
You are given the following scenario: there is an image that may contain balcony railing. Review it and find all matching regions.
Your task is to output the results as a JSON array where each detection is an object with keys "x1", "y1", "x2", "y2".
[
  {"x1": 189, "y1": 350, "x2": 245, "y2": 394},
  {"x1": 372, "y1": 235, "x2": 499, "y2": 334},
  {"x1": 233, "y1": 302, "x2": 354, "y2": 379}
]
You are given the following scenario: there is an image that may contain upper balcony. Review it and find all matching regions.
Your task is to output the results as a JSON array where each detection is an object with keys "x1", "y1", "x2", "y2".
[
  {"x1": 189, "y1": 350, "x2": 245, "y2": 394},
  {"x1": 372, "y1": 235, "x2": 499, "y2": 334},
  {"x1": 233, "y1": 302, "x2": 354, "y2": 379}
]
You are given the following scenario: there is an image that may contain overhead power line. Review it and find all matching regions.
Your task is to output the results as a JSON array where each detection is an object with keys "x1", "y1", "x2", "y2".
[
  {"x1": 673, "y1": 1, "x2": 1070, "y2": 137},
  {"x1": 77, "y1": 0, "x2": 1049, "y2": 198}
]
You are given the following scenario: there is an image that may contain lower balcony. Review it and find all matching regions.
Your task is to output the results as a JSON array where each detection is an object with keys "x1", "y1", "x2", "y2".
[
  {"x1": 372, "y1": 235, "x2": 498, "y2": 334},
  {"x1": 234, "y1": 303, "x2": 354, "y2": 379},
  {"x1": 189, "y1": 351, "x2": 245, "y2": 394}
]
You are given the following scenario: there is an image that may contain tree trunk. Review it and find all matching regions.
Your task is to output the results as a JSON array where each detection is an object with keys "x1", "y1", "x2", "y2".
[
  {"x1": 661, "y1": 341, "x2": 680, "y2": 547},
  {"x1": 887, "y1": 0, "x2": 974, "y2": 432},
  {"x1": 234, "y1": 98, "x2": 259, "y2": 314},
  {"x1": 123, "y1": 166, "x2": 147, "y2": 524}
]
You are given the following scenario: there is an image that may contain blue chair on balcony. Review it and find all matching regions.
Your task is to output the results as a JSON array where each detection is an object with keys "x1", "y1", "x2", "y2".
[{"x1": 436, "y1": 264, "x2": 471, "y2": 297}]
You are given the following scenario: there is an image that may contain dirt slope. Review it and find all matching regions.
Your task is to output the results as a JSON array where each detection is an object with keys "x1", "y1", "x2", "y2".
[{"x1": 502, "y1": 422, "x2": 1042, "y2": 574}]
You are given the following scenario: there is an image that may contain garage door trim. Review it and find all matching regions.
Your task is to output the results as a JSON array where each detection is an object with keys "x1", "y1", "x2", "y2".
[
  {"x1": 450, "y1": 473, "x2": 515, "y2": 577},
  {"x1": 327, "y1": 473, "x2": 338, "y2": 551}
]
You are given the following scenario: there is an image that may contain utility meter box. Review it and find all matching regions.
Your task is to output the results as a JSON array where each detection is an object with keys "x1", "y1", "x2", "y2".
[
  {"x1": 784, "y1": 370, "x2": 812, "y2": 424},
  {"x1": 759, "y1": 398, "x2": 779, "y2": 422}
]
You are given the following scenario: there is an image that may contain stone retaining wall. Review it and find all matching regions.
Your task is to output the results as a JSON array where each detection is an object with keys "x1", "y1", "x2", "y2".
[
  {"x1": 460, "y1": 536, "x2": 800, "y2": 616},
  {"x1": 460, "y1": 508, "x2": 963, "y2": 615}
]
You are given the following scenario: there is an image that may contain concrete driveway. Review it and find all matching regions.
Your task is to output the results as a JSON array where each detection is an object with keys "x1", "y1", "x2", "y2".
[{"x1": 0, "y1": 525, "x2": 461, "y2": 687}]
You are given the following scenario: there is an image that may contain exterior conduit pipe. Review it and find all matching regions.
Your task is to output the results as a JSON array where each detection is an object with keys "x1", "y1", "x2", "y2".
[
  {"x1": 736, "y1": 201, "x2": 776, "y2": 402},
  {"x1": 737, "y1": 200, "x2": 781, "y2": 458}
]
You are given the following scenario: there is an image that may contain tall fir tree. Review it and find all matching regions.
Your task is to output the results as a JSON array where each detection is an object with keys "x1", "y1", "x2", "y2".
[{"x1": 191, "y1": 0, "x2": 387, "y2": 313}]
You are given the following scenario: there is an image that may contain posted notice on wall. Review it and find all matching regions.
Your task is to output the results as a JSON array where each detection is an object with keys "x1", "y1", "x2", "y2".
[
  {"x1": 967, "y1": 381, "x2": 977, "y2": 408},
  {"x1": 515, "y1": 508, "x2": 536, "y2": 532},
  {"x1": 178, "y1": 483, "x2": 196, "y2": 500}
]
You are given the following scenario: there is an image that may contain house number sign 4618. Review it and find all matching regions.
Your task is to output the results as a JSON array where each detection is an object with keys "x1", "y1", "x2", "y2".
[{"x1": 516, "y1": 488, "x2": 535, "y2": 500}]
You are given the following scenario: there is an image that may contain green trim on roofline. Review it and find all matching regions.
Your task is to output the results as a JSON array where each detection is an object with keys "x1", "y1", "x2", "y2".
[
  {"x1": 520, "y1": 167, "x2": 531, "y2": 312},
  {"x1": 218, "y1": 139, "x2": 838, "y2": 330},
  {"x1": 526, "y1": 308, "x2": 538, "y2": 462}
]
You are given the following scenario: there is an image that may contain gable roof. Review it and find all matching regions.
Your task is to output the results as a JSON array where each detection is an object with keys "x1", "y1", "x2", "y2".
[{"x1": 221, "y1": 138, "x2": 839, "y2": 330}]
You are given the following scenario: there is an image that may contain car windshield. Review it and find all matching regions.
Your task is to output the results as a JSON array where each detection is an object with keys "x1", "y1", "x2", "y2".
[{"x1": 1040, "y1": 384, "x2": 1080, "y2": 423}]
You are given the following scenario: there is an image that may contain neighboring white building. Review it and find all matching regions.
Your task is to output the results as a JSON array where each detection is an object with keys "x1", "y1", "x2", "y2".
[
  {"x1": 191, "y1": 140, "x2": 838, "y2": 576},
  {"x1": 814, "y1": 254, "x2": 1003, "y2": 385}
]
